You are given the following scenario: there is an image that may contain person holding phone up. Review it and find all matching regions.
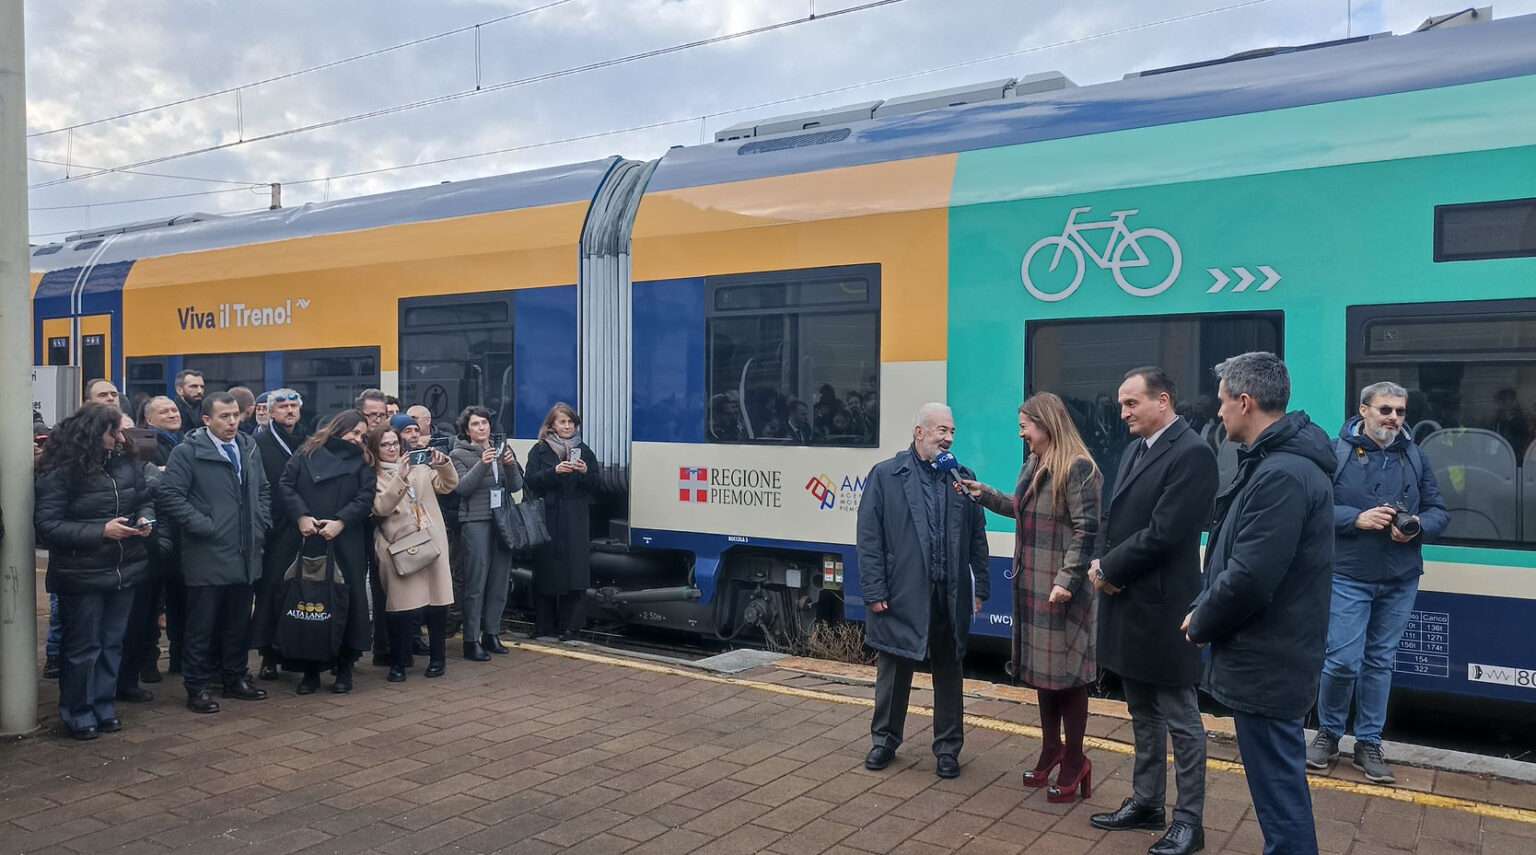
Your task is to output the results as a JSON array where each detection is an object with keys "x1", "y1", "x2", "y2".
[
  {"x1": 450, "y1": 406, "x2": 523, "y2": 661},
  {"x1": 524, "y1": 403, "x2": 598, "y2": 641},
  {"x1": 35, "y1": 404, "x2": 155, "y2": 739}
]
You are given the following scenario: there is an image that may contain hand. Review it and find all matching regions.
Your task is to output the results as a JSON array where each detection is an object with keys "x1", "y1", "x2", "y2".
[
  {"x1": 134, "y1": 518, "x2": 154, "y2": 538},
  {"x1": 103, "y1": 518, "x2": 139, "y2": 540},
  {"x1": 956, "y1": 478, "x2": 984, "y2": 500},
  {"x1": 555, "y1": 461, "x2": 575, "y2": 474},
  {"x1": 1181, "y1": 611, "x2": 1204, "y2": 647},
  {"x1": 1355, "y1": 507, "x2": 1395, "y2": 531},
  {"x1": 1048, "y1": 585, "x2": 1072, "y2": 604},
  {"x1": 870, "y1": 601, "x2": 889, "y2": 614},
  {"x1": 1391, "y1": 522, "x2": 1419, "y2": 543},
  {"x1": 974, "y1": 597, "x2": 983, "y2": 615},
  {"x1": 570, "y1": 458, "x2": 588, "y2": 473},
  {"x1": 431, "y1": 450, "x2": 450, "y2": 467},
  {"x1": 480, "y1": 447, "x2": 497, "y2": 465},
  {"x1": 499, "y1": 446, "x2": 518, "y2": 466},
  {"x1": 298, "y1": 516, "x2": 319, "y2": 537},
  {"x1": 318, "y1": 519, "x2": 345, "y2": 541},
  {"x1": 398, "y1": 454, "x2": 412, "y2": 476}
]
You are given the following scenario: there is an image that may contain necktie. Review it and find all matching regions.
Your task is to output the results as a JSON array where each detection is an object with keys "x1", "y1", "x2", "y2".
[
  {"x1": 221, "y1": 442, "x2": 242, "y2": 480},
  {"x1": 1128, "y1": 439, "x2": 1148, "y2": 473}
]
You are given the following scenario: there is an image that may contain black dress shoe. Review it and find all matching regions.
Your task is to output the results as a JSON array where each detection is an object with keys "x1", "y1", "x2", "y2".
[
  {"x1": 116, "y1": 687, "x2": 154, "y2": 703},
  {"x1": 98, "y1": 718, "x2": 123, "y2": 733},
  {"x1": 331, "y1": 665, "x2": 353, "y2": 694},
  {"x1": 424, "y1": 660, "x2": 446, "y2": 678},
  {"x1": 67, "y1": 725, "x2": 99, "y2": 740},
  {"x1": 1149, "y1": 822, "x2": 1204, "y2": 855},
  {"x1": 387, "y1": 666, "x2": 406, "y2": 682},
  {"x1": 1090, "y1": 798, "x2": 1166, "y2": 832},
  {"x1": 223, "y1": 678, "x2": 268, "y2": 701},
  {"x1": 463, "y1": 641, "x2": 490, "y2": 662},
  {"x1": 297, "y1": 673, "x2": 321, "y2": 695},
  {"x1": 935, "y1": 754, "x2": 961, "y2": 779},
  {"x1": 482, "y1": 633, "x2": 508, "y2": 654},
  {"x1": 186, "y1": 690, "x2": 220, "y2": 714},
  {"x1": 864, "y1": 745, "x2": 895, "y2": 771}
]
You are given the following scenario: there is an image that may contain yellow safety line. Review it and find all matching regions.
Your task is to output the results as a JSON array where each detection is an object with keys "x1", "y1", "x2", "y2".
[{"x1": 512, "y1": 642, "x2": 1536, "y2": 825}]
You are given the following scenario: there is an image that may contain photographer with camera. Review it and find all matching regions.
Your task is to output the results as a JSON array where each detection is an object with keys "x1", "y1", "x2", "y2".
[{"x1": 1308, "y1": 382, "x2": 1448, "y2": 782}]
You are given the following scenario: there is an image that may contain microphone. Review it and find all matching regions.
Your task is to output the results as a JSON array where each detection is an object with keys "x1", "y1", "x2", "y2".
[{"x1": 933, "y1": 450, "x2": 977, "y2": 502}]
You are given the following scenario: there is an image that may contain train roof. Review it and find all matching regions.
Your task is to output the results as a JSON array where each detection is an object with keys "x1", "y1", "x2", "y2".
[
  {"x1": 30, "y1": 157, "x2": 619, "y2": 271},
  {"x1": 646, "y1": 11, "x2": 1536, "y2": 192}
]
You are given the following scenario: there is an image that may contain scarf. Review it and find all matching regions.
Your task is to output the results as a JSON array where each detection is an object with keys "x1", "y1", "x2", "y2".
[
  {"x1": 544, "y1": 431, "x2": 582, "y2": 461},
  {"x1": 266, "y1": 421, "x2": 305, "y2": 457}
]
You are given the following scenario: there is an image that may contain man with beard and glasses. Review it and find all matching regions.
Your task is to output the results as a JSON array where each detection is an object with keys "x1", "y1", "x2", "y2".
[
  {"x1": 251, "y1": 389, "x2": 307, "y2": 680},
  {"x1": 856, "y1": 402, "x2": 989, "y2": 780},
  {"x1": 1307, "y1": 381, "x2": 1447, "y2": 783}
]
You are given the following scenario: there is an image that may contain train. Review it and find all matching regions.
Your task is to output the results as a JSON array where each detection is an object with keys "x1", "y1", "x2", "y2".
[{"x1": 31, "y1": 12, "x2": 1536, "y2": 703}]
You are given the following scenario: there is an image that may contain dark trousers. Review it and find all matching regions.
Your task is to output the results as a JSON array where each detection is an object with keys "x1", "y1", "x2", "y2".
[
  {"x1": 182, "y1": 584, "x2": 254, "y2": 694},
  {"x1": 1122, "y1": 677, "x2": 1207, "y2": 825},
  {"x1": 1234, "y1": 712, "x2": 1319, "y2": 855},
  {"x1": 165, "y1": 570, "x2": 187, "y2": 671},
  {"x1": 117, "y1": 579, "x2": 160, "y2": 693},
  {"x1": 535, "y1": 592, "x2": 586, "y2": 638},
  {"x1": 57, "y1": 588, "x2": 135, "y2": 732},
  {"x1": 871, "y1": 583, "x2": 964, "y2": 758},
  {"x1": 388, "y1": 606, "x2": 447, "y2": 669},
  {"x1": 369, "y1": 559, "x2": 390, "y2": 655}
]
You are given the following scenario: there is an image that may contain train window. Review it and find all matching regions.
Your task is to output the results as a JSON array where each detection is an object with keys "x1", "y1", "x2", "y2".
[
  {"x1": 706, "y1": 264, "x2": 880, "y2": 447},
  {"x1": 1348, "y1": 302, "x2": 1536, "y2": 547},
  {"x1": 124, "y1": 359, "x2": 169, "y2": 421},
  {"x1": 183, "y1": 354, "x2": 265, "y2": 399},
  {"x1": 283, "y1": 347, "x2": 381, "y2": 434},
  {"x1": 1435, "y1": 197, "x2": 1536, "y2": 262},
  {"x1": 1027, "y1": 312, "x2": 1283, "y2": 496},
  {"x1": 400, "y1": 292, "x2": 516, "y2": 438}
]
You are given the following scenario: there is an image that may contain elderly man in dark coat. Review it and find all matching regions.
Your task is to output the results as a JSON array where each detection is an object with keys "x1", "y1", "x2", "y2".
[
  {"x1": 857, "y1": 402, "x2": 990, "y2": 780},
  {"x1": 158, "y1": 393, "x2": 272, "y2": 714},
  {"x1": 1088, "y1": 367, "x2": 1218, "y2": 855}
]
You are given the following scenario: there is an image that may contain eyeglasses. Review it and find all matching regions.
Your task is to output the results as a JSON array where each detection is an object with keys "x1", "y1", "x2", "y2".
[
  {"x1": 1375, "y1": 406, "x2": 1407, "y2": 417},
  {"x1": 379, "y1": 440, "x2": 401, "y2": 449},
  {"x1": 268, "y1": 392, "x2": 302, "y2": 404}
]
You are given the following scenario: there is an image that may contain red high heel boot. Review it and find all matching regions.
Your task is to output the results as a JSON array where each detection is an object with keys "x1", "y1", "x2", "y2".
[
  {"x1": 1022, "y1": 749, "x2": 1063, "y2": 788},
  {"x1": 1047, "y1": 757, "x2": 1092, "y2": 804}
]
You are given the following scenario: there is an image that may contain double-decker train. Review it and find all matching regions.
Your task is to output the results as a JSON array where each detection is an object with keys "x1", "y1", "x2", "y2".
[{"x1": 32, "y1": 12, "x2": 1536, "y2": 702}]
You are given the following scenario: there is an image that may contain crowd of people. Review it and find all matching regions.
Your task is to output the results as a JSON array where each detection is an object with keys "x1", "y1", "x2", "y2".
[
  {"x1": 709, "y1": 383, "x2": 879, "y2": 445},
  {"x1": 862, "y1": 354, "x2": 1446, "y2": 855},
  {"x1": 35, "y1": 369, "x2": 598, "y2": 737}
]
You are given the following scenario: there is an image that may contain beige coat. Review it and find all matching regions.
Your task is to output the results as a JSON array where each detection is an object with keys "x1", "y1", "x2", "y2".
[{"x1": 373, "y1": 459, "x2": 458, "y2": 612}]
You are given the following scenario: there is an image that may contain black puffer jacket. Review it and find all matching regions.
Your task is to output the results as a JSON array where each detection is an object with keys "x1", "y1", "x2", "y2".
[
  {"x1": 1188, "y1": 412, "x2": 1336, "y2": 720},
  {"x1": 37, "y1": 454, "x2": 155, "y2": 594}
]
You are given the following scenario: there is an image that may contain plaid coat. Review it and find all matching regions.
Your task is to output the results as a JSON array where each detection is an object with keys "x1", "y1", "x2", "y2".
[{"x1": 979, "y1": 456, "x2": 1101, "y2": 690}]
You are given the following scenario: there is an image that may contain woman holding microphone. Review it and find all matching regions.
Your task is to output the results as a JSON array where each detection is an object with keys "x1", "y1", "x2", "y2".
[
  {"x1": 450, "y1": 406, "x2": 522, "y2": 661},
  {"x1": 958, "y1": 393, "x2": 1102, "y2": 803}
]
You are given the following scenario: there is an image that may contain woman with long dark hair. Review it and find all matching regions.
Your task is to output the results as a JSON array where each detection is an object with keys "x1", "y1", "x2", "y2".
[
  {"x1": 449, "y1": 406, "x2": 522, "y2": 660},
  {"x1": 35, "y1": 403, "x2": 154, "y2": 739},
  {"x1": 959, "y1": 393, "x2": 1102, "y2": 803},
  {"x1": 524, "y1": 403, "x2": 597, "y2": 640},
  {"x1": 278, "y1": 410, "x2": 376, "y2": 694}
]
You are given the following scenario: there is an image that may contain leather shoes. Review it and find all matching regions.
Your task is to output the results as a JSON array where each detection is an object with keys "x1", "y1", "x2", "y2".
[
  {"x1": 482, "y1": 633, "x2": 508, "y2": 654},
  {"x1": 67, "y1": 725, "x2": 98, "y2": 740},
  {"x1": 424, "y1": 660, "x2": 446, "y2": 678},
  {"x1": 222, "y1": 678, "x2": 268, "y2": 701},
  {"x1": 98, "y1": 717, "x2": 123, "y2": 733},
  {"x1": 935, "y1": 754, "x2": 961, "y2": 779},
  {"x1": 186, "y1": 690, "x2": 220, "y2": 714},
  {"x1": 116, "y1": 687, "x2": 154, "y2": 703},
  {"x1": 387, "y1": 666, "x2": 406, "y2": 682},
  {"x1": 1090, "y1": 798, "x2": 1166, "y2": 832},
  {"x1": 864, "y1": 745, "x2": 895, "y2": 771},
  {"x1": 331, "y1": 666, "x2": 353, "y2": 694},
  {"x1": 297, "y1": 673, "x2": 321, "y2": 695},
  {"x1": 1149, "y1": 821, "x2": 1204, "y2": 855},
  {"x1": 463, "y1": 641, "x2": 490, "y2": 662}
]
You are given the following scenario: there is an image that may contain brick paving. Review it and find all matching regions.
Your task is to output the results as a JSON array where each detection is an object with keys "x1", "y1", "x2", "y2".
[{"x1": 3, "y1": 636, "x2": 1534, "y2": 855}]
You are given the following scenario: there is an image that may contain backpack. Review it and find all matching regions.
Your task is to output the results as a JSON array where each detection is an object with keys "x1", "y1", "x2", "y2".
[{"x1": 1332, "y1": 437, "x2": 1426, "y2": 491}]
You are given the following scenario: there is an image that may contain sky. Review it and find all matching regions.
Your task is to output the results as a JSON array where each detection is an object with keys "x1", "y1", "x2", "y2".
[{"x1": 21, "y1": 0, "x2": 1536, "y2": 243}]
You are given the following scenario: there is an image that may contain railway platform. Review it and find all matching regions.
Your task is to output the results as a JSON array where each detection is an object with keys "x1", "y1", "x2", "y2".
[{"x1": 4, "y1": 625, "x2": 1535, "y2": 855}]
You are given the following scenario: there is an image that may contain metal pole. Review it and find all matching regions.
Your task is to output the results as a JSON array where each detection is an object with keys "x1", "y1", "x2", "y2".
[{"x1": 0, "y1": 0, "x2": 39, "y2": 735}]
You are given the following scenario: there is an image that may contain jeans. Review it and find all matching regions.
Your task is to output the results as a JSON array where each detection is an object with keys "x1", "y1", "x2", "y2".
[
  {"x1": 57, "y1": 588, "x2": 136, "y2": 731},
  {"x1": 1317, "y1": 574, "x2": 1419, "y2": 745},
  {"x1": 46, "y1": 593, "x2": 63, "y2": 658},
  {"x1": 1234, "y1": 712, "x2": 1319, "y2": 855}
]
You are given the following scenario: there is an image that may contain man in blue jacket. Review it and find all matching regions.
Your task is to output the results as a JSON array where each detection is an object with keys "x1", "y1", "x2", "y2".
[
  {"x1": 1185, "y1": 352, "x2": 1335, "y2": 855},
  {"x1": 1307, "y1": 381, "x2": 1448, "y2": 783}
]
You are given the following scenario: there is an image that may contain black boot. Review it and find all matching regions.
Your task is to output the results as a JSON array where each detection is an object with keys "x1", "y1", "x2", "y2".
[
  {"x1": 331, "y1": 662, "x2": 353, "y2": 694},
  {"x1": 463, "y1": 640, "x2": 490, "y2": 662},
  {"x1": 297, "y1": 669, "x2": 321, "y2": 695},
  {"x1": 482, "y1": 633, "x2": 508, "y2": 654}
]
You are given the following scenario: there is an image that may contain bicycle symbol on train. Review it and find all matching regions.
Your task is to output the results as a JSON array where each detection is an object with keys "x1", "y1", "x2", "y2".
[{"x1": 1021, "y1": 206, "x2": 1183, "y2": 302}]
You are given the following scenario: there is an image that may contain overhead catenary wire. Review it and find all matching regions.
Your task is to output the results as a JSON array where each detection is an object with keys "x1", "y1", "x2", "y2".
[
  {"x1": 29, "y1": 184, "x2": 259, "y2": 212},
  {"x1": 27, "y1": 155, "x2": 265, "y2": 185},
  {"x1": 24, "y1": 0, "x2": 579, "y2": 139},
  {"x1": 27, "y1": 0, "x2": 911, "y2": 190}
]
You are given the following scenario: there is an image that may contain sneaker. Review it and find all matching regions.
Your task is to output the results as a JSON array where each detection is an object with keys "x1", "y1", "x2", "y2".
[
  {"x1": 1306, "y1": 730, "x2": 1339, "y2": 770},
  {"x1": 1352, "y1": 741, "x2": 1395, "y2": 784}
]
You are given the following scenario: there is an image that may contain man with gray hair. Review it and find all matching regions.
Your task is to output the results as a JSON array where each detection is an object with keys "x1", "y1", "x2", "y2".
[
  {"x1": 857, "y1": 403, "x2": 990, "y2": 779},
  {"x1": 1308, "y1": 381, "x2": 1447, "y2": 782},
  {"x1": 1184, "y1": 352, "x2": 1335, "y2": 855}
]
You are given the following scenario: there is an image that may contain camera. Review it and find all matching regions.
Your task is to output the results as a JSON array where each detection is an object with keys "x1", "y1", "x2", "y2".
[{"x1": 1389, "y1": 503, "x2": 1421, "y2": 537}]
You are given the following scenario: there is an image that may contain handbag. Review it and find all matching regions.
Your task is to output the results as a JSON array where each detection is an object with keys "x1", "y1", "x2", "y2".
[
  {"x1": 515, "y1": 497, "x2": 551, "y2": 549},
  {"x1": 275, "y1": 540, "x2": 348, "y2": 663},
  {"x1": 388, "y1": 528, "x2": 439, "y2": 576},
  {"x1": 492, "y1": 498, "x2": 529, "y2": 551}
]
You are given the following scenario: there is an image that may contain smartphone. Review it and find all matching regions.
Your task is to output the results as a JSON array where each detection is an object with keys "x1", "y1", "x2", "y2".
[
  {"x1": 407, "y1": 448, "x2": 433, "y2": 466},
  {"x1": 138, "y1": 518, "x2": 156, "y2": 532},
  {"x1": 567, "y1": 447, "x2": 582, "y2": 463}
]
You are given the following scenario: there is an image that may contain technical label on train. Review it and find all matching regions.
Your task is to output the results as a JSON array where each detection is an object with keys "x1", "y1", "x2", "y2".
[
  {"x1": 1467, "y1": 663, "x2": 1536, "y2": 690},
  {"x1": 1393, "y1": 610, "x2": 1450, "y2": 678}
]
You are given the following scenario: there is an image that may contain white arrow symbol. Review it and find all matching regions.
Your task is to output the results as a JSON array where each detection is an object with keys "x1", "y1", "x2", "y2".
[
  {"x1": 1257, "y1": 266, "x2": 1281, "y2": 291},
  {"x1": 1231, "y1": 267, "x2": 1256, "y2": 292},
  {"x1": 1206, "y1": 268, "x2": 1230, "y2": 293}
]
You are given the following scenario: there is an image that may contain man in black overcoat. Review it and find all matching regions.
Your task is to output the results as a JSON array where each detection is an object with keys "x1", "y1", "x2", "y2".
[
  {"x1": 856, "y1": 402, "x2": 990, "y2": 780},
  {"x1": 251, "y1": 389, "x2": 307, "y2": 678},
  {"x1": 1088, "y1": 367, "x2": 1218, "y2": 855}
]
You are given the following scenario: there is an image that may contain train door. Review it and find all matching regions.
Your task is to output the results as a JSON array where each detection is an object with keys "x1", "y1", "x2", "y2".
[
  {"x1": 398, "y1": 292, "x2": 517, "y2": 439},
  {"x1": 41, "y1": 314, "x2": 114, "y2": 397}
]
